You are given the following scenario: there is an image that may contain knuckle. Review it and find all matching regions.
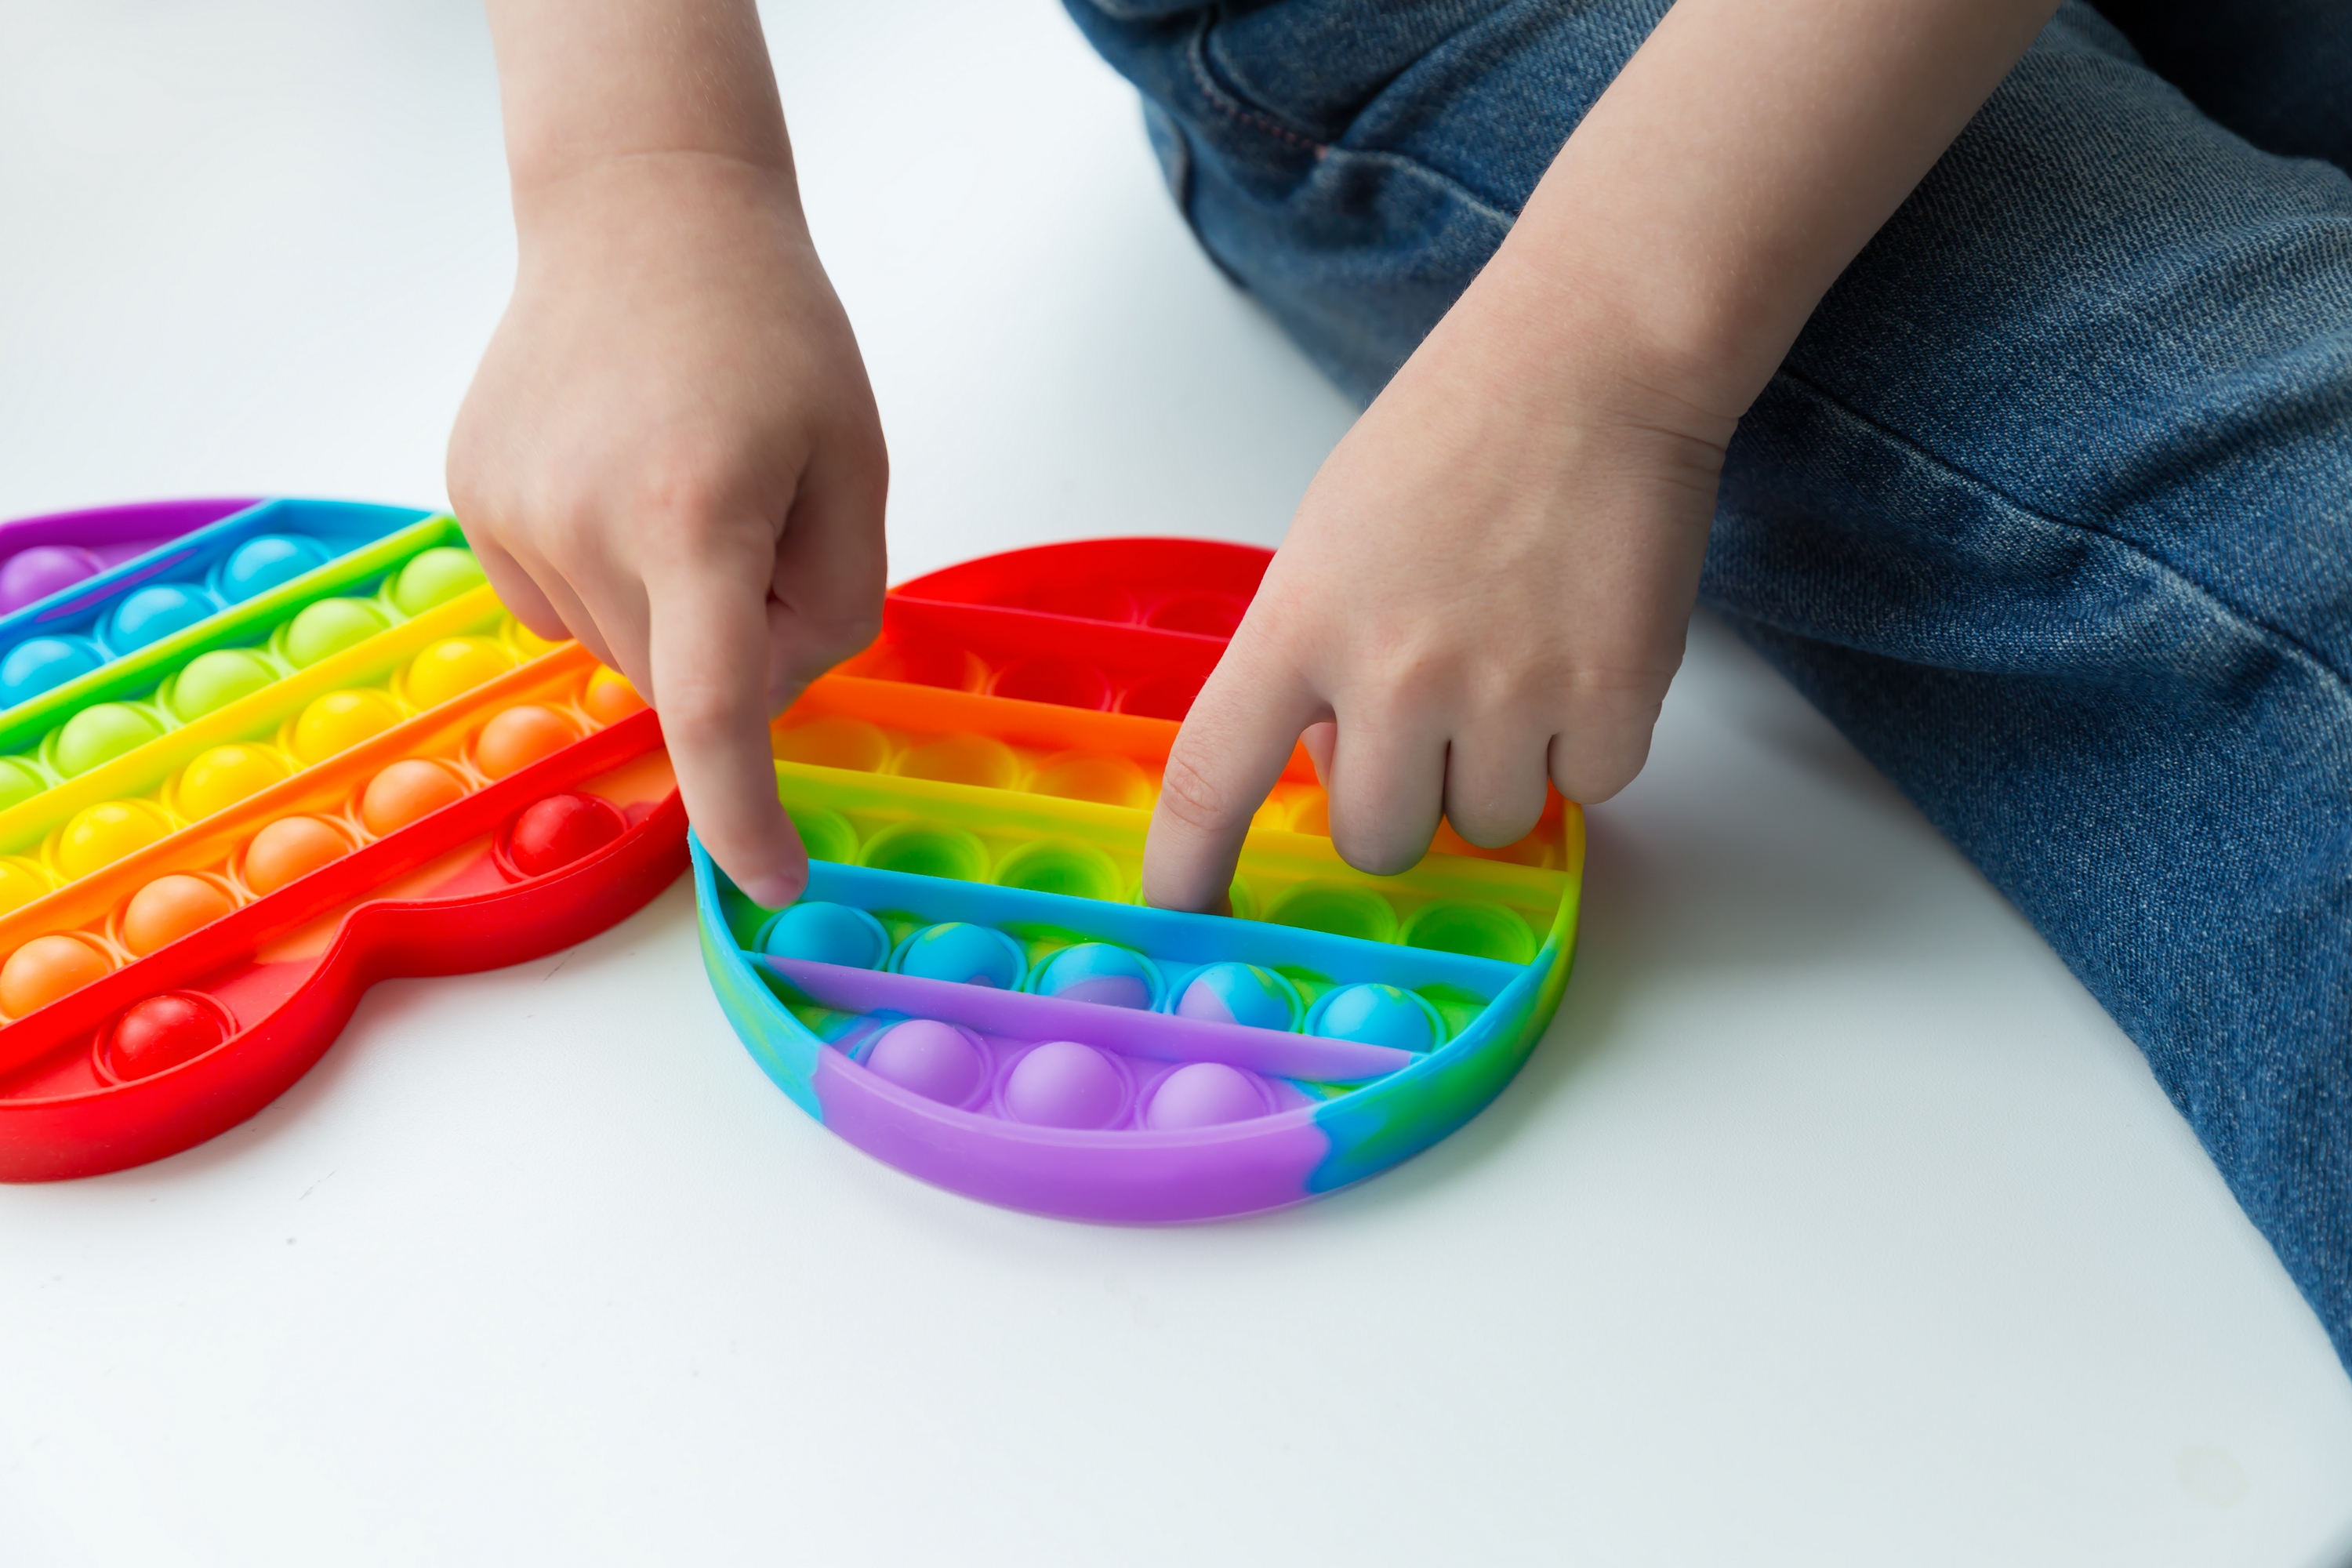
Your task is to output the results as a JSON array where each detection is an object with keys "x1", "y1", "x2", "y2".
[{"x1": 1154, "y1": 749, "x2": 1239, "y2": 837}]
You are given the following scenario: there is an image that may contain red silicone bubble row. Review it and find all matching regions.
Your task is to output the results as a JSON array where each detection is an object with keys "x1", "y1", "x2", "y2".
[{"x1": 851, "y1": 642, "x2": 1207, "y2": 721}]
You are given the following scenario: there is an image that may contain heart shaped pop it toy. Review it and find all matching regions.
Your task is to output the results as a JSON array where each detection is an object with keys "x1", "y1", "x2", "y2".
[
  {"x1": 696, "y1": 539, "x2": 1584, "y2": 1221},
  {"x1": 0, "y1": 498, "x2": 686, "y2": 1179}
]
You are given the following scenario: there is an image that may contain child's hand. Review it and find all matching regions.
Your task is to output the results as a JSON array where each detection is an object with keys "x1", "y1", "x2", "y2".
[
  {"x1": 1142, "y1": 297, "x2": 1733, "y2": 912},
  {"x1": 451, "y1": 1, "x2": 884, "y2": 910},
  {"x1": 1142, "y1": 0, "x2": 2060, "y2": 911}
]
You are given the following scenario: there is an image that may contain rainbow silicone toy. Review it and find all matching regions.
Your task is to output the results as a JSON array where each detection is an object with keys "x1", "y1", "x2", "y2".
[
  {"x1": 696, "y1": 539, "x2": 1584, "y2": 1221},
  {"x1": 0, "y1": 497, "x2": 684, "y2": 1180}
]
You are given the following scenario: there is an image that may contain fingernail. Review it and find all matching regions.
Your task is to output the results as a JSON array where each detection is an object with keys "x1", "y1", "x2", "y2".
[{"x1": 743, "y1": 873, "x2": 807, "y2": 909}]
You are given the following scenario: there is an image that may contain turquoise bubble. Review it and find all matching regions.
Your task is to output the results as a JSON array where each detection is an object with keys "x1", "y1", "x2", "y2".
[
  {"x1": 220, "y1": 535, "x2": 329, "y2": 601},
  {"x1": 758, "y1": 902, "x2": 890, "y2": 969},
  {"x1": 1174, "y1": 962, "x2": 1301, "y2": 1032},
  {"x1": 1033, "y1": 942, "x2": 1160, "y2": 1010},
  {"x1": 891, "y1": 922, "x2": 1025, "y2": 989},
  {"x1": 0, "y1": 637, "x2": 102, "y2": 707},
  {"x1": 1308, "y1": 983, "x2": 1440, "y2": 1052},
  {"x1": 110, "y1": 583, "x2": 216, "y2": 648}
]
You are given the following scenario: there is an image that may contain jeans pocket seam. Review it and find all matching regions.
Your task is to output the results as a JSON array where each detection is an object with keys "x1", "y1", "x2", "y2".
[{"x1": 1184, "y1": 17, "x2": 1328, "y2": 158}]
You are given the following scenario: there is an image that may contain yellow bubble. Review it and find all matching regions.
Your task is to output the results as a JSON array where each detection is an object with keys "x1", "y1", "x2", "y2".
[
  {"x1": 0, "y1": 856, "x2": 53, "y2": 916},
  {"x1": 405, "y1": 637, "x2": 517, "y2": 709},
  {"x1": 1029, "y1": 753, "x2": 1155, "y2": 811},
  {"x1": 292, "y1": 688, "x2": 405, "y2": 764},
  {"x1": 176, "y1": 743, "x2": 292, "y2": 819},
  {"x1": 506, "y1": 618, "x2": 564, "y2": 658},
  {"x1": 56, "y1": 799, "x2": 175, "y2": 880}
]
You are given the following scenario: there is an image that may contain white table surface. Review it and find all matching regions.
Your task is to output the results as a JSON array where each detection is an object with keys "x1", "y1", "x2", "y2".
[{"x1": 3, "y1": 3, "x2": 2349, "y2": 1563}]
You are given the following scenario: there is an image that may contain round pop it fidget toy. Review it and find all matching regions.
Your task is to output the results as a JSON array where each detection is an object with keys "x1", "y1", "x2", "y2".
[
  {"x1": 696, "y1": 535, "x2": 1585, "y2": 1221},
  {"x1": 0, "y1": 497, "x2": 690, "y2": 1182}
]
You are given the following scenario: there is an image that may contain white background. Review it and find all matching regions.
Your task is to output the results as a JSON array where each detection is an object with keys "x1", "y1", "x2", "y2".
[{"x1": 2, "y1": 3, "x2": 2349, "y2": 1563}]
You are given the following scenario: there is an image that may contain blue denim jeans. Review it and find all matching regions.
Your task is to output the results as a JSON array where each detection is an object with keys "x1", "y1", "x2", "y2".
[{"x1": 1062, "y1": 0, "x2": 2352, "y2": 1370}]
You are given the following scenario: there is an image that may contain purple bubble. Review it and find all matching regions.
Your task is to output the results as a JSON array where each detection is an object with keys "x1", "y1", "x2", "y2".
[
  {"x1": 1144, "y1": 1062, "x2": 1269, "y2": 1131},
  {"x1": 1002, "y1": 1040, "x2": 1127, "y2": 1129},
  {"x1": 862, "y1": 1019, "x2": 987, "y2": 1106},
  {"x1": 0, "y1": 546, "x2": 102, "y2": 613}
]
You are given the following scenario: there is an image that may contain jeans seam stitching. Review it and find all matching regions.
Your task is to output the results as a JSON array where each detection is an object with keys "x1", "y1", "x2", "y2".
[
  {"x1": 1772, "y1": 365, "x2": 2352, "y2": 699},
  {"x1": 1184, "y1": 19, "x2": 1327, "y2": 157}
]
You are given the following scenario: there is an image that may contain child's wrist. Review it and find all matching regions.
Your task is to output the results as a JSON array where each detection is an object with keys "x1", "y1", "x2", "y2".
[{"x1": 509, "y1": 150, "x2": 810, "y2": 267}]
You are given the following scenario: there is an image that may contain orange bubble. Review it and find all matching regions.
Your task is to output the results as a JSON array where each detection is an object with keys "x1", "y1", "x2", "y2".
[
  {"x1": 405, "y1": 637, "x2": 516, "y2": 709},
  {"x1": 583, "y1": 669, "x2": 646, "y2": 724},
  {"x1": 0, "y1": 856, "x2": 52, "y2": 916},
  {"x1": 292, "y1": 688, "x2": 405, "y2": 764},
  {"x1": 361, "y1": 758, "x2": 466, "y2": 837},
  {"x1": 56, "y1": 800, "x2": 175, "y2": 880},
  {"x1": 121, "y1": 874, "x2": 236, "y2": 956},
  {"x1": 176, "y1": 743, "x2": 292, "y2": 819},
  {"x1": 474, "y1": 705, "x2": 575, "y2": 779},
  {"x1": 1, "y1": 934, "x2": 111, "y2": 1018},
  {"x1": 244, "y1": 816, "x2": 350, "y2": 895}
]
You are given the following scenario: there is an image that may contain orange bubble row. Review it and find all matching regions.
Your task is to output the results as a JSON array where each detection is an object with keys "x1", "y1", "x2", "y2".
[{"x1": 0, "y1": 670, "x2": 646, "y2": 1021}]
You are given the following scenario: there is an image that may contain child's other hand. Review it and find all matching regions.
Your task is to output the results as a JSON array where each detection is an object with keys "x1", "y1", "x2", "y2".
[
  {"x1": 447, "y1": 155, "x2": 885, "y2": 909},
  {"x1": 1141, "y1": 296, "x2": 1733, "y2": 912}
]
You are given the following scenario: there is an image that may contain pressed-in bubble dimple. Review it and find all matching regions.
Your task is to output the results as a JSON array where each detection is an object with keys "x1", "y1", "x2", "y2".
[
  {"x1": 405, "y1": 636, "x2": 517, "y2": 708},
  {"x1": 775, "y1": 716, "x2": 891, "y2": 773},
  {"x1": 220, "y1": 535, "x2": 329, "y2": 601},
  {"x1": 56, "y1": 799, "x2": 175, "y2": 880},
  {"x1": 786, "y1": 805, "x2": 859, "y2": 864},
  {"x1": 1002, "y1": 1040, "x2": 1126, "y2": 1128},
  {"x1": 862, "y1": 1018, "x2": 987, "y2": 1106},
  {"x1": 0, "y1": 933, "x2": 111, "y2": 1018},
  {"x1": 858, "y1": 822, "x2": 988, "y2": 883},
  {"x1": 1308, "y1": 982, "x2": 1440, "y2": 1051},
  {"x1": 1403, "y1": 899, "x2": 1537, "y2": 965},
  {"x1": 506, "y1": 793, "x2": 625, "y2": 877},
  {"x1": 758, "y1": 902, "x2": 890, "y2": 968},
  {"x1": 474, "y1": 704, "x2": 575, "y2": 779},
  {"x1": 105, "y1": 993, "x2": 228, "y2": 1080},
  {"x1": 241, "y1": 816, "x2": 350, "y2": 895},
  {"x1": 0, "y1": 637, "x2": 103, "y2": 707},
  {"x1": 0, "y1": 855, "x2": 52, "y2": 915},
  {"x1": 1267, "y1": 882, "x2": 1398, "y2": 945},
  {"x1": 389, "y1": 546, "x2": 487, "y2": 615},
  {"x1": 292, "y1": 688, "x2": 405, "y2": 764},
  {"x1": 55, "y1": 703, "x2": 164, "y2": 777},
  {"x1": 170, "y1": 648, "x2": 279, "y2": 720},
  {"x1": 1174, "y1": 962, "x2": 1301, "y2": 1032},
  {"x1": 1029, "y1": 753, "x2": 1153, "y2": 810},
  {"x1": 285, "y1": 597, "x2": 389, "y2": 667},
  {"x1": 1145, "y1": 1062, "x2": 1268, "y2": 1131},
  {"x1": 109, "y1": 583, "x2": 215, "y2": 650},
  {"x1": 360, "y1": 758, "x2": 467, "y2": 837},
  {"x1": 0, "y1": 757, "x2": 46, "y2": 813},
  {"x1": 176, "y1": 743, "x2": 292, "y2": 819},
  {"x1": 993, "y1": 840, "x2": 1122, "y2": 902},
  {"x1": 0, "y1": 546, "x2": 102, "y2": 613},
  {"x1": 1033, "y1": 942, "x2": 1159, "y2": 1010},
  {"x1": 990, "y1": 656, "x2": 1112, "y2": 710},
  {"x1": 892, "y1": 921, "x2": 1025, "y2": 989},
  {"x1": 895, "y1": 734, "x2": 1022, "y2": 791},
  {"x1": 121, "y1": 873, "x2": 236, "y2": 956},
  {"x1": 860, "y1": 642, "x2": 988, "y2": 691}
]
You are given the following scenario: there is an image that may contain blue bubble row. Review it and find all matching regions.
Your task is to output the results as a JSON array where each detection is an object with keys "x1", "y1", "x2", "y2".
[{"x1": 755, "y1": 902, "x2": 1449, "y2": 1053}]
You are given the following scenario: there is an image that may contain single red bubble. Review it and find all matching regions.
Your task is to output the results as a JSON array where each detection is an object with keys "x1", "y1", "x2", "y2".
[
  {"x1": 507, "y1": 793, "x2": 626, "y2": 877},
  {"x1": 108, "y1": 993, "x2": 227, "y2": 1080}
]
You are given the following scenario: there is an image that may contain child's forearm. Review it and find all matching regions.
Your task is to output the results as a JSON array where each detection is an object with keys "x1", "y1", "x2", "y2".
[
  {"x1": 484, "y1": 0, "x2": 795, "y2": 203},
  {"x1": 1467, "y1": 0, "x2": 2063, "y2": 420}
]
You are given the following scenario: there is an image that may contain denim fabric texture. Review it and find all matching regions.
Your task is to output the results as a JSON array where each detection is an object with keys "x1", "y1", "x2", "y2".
[{"x1": 1062, "y1": 0, "x2": 2352, "y2": 1370}]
